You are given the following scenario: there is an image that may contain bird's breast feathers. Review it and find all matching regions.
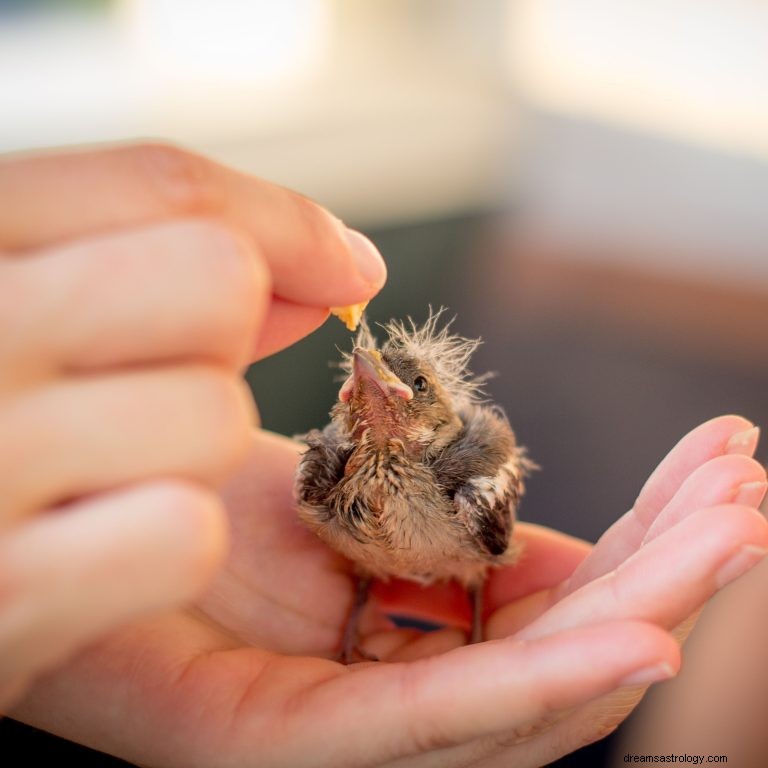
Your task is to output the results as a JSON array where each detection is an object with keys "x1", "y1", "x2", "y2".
[{"x1": 300, "y1": 441, "x2": 520, "y2": 586}]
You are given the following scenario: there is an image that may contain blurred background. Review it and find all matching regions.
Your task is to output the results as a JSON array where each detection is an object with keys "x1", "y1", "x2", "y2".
[{"x1": 3, "y1": 0, "x2": 768, "y2": 765}]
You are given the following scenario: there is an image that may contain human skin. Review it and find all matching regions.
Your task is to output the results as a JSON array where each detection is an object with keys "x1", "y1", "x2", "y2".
[
  {"x1": 0, "y1": 142, "x2": 387, "y2": 708},
  {"x1": 3, "y1": 144, "x2": 768, "y2": 767},
  {"x1": 11, "y1": 422, "x2": 768, "y2": 767}
]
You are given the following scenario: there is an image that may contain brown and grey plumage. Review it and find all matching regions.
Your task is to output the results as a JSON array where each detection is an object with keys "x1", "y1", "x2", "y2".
[{"x1": 295, "y1": 311, "x2": 533, "y2": 661}]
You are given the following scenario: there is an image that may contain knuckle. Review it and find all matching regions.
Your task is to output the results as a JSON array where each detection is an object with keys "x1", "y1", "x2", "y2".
[
  {"x1": 192, "y1": 369, "x2": 256, "y2": 473},
  {"x1": 0, "y1": 557, "x2": 21, "y2": 615},
  {"x1": 605, "y1": 567, "x2": 627, "y2": 607},
  {"x1": 0, "y1": 552, "x2": 42, "y2": 682},
  {"x1": 399, "y1": 661, "x2": 461, "y2": 754},
  {"x1": 179, "y1": 217, "x2": 248, "y2": 261},
  {"x1": 287, "y1": 192, "x2": 343, "y2": 264},
  {"x1": 0, "y1": 261, "x2": 34, "y2": 342},
  {"x1": 0, "y1": 394, "x2": 47, "y2": 513},
  {"x1": 127, "y1": 142, "x2": 221, "y2": 215},
  {"x1": 183, "y1": 218, "x2": 270, "y2": 318},
  {"x1": 162, "y1": 219, "x2": 269, "y2": 366},
  {"x1": 141, "y1": 480, "x2": 228, "y2": 589}
]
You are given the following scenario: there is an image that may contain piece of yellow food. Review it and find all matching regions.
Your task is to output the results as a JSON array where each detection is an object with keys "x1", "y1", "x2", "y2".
[{"x1": 330, "y1": 302, "x2": 368, "y2": 331}]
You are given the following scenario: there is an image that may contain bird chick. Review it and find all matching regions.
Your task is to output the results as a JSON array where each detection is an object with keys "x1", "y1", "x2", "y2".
[{"x1": 295, "y1": 311, "x2": 532, "y2": 662}]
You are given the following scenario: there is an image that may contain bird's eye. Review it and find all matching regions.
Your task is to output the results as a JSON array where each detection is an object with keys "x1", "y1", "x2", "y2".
[{"x1": 413, "y1": 375, "x2": 429, "y2": 394}]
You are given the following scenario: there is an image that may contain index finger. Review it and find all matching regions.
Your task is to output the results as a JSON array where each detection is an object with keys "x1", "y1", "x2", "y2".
[{"x1": 0, "y1": 143, "x2": 386, "y2": 308}]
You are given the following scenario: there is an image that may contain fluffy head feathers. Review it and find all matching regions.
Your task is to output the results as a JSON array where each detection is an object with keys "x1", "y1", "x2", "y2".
[{"x1": 339, "y1": 308, "x2": 488, "y2": 409}]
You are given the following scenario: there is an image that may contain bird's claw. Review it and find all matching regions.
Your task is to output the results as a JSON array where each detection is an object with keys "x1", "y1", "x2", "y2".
[{"x1": 336, "y1": 643, "x2": 380, "y2": 665}]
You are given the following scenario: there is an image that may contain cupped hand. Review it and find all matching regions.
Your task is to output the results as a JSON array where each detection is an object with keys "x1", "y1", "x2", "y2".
[
  {"x1": 0, "y1": 142, "x2": 386, "y2": 708},
  {"x1": 12, "y1": 416, "x2": 767, "y2": 768}
]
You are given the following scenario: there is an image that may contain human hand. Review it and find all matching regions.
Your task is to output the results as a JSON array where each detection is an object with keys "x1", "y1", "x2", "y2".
[
  {"x1": 0, "y1": 142, "x2": 386, "y2": 708},
  {"x1": 12, "y1": 416, "x2": 767, "y2": 767}
]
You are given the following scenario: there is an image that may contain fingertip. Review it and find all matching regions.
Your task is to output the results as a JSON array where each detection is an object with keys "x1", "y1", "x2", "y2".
[
  {"x1": 733, "y1": 480, "x2": 768, "y2": 508},
  {"x1": 342, "y1": 228, "x2": 387, "y2": 291},
  {"x1": 702, "y1": 503, "x2": 768, "y2": 536},
  {"x1": 256, "y1": 190, "x2": 387, "y2": 306},
  {"x1": 131, "y1": 480, "x2": 230, "y2": 597},
  {"x1": 542, "y1": 620, "x2": 681, "y2": 686},
  {"x1": 361, "y1": 628, "x2": 421, "y2": 660},
  {"x1": 635, "y1": 415, "x2": 760, "y2": 525},
  {"x1": 650, "y1": 453, "x2": 767, "y2": 529},
  {"x1": 614, "y1": 620, "x2": 682, "y2": 670},
  {"x1": 702, "y1": 413, "x2": 754, "y2": 439},
  {"x1": 725, "y1": 425, "x2": 760, "y2": 457},
  {"x1": 607, "y1": 626, "x2": 680, "y2": 689},
  {"x1": 666, "y1": 503, "x2": 768, "y2": 586},
  {"x1": 385, "y1": 627, "x2": 466, "y2": 662},
  {"x1": 174, "y1": 484, "x2": 230, "y2": 592},
  {"x1": 714, "y1": 542, "x2": 768, "y2": 590}
]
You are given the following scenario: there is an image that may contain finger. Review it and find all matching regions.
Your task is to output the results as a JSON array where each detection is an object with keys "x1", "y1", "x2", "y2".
[
  {"x1": 251, "y1": 299, "x2": 329, "y2": 360},
  {"x1": 635, "y1": 416, "x2": 760, "y2": 523},
  {"x1": 1, "y1": 366, "x2": 255, "y2": 519},
  {"x1": 383, "y1": 628, "x2": 467, "y2": 662},
  {"x1": 0, "y1": 143, "x2": 386, "y2": 307},
  {"x1": 0, "y1": 481, "x2": 227, "y2": 706},
  {"x1": 286, "y1": 620, "x2": 678, "y2": 766},
  {"x1": 360, "y1": 627, "x2": 467, "y2": 664},
  {"x1": 372, "y1": 524, "x2": 591, "y2": 628},
  {"x1": 565, "y1": 415, "x2": 758, "y2": 593},
  {"x1": 360, "y1": 628, "x2": 422, "y2": 660},
  {"x1": 643, "y1": 454, "x2": 766, "y2": 544},
  {"x1": 1, "y1": 219, "x2": 270, "y2": 376},
  {"x1": 500, "y1": 505, "x2": 768, "y2": 643}
]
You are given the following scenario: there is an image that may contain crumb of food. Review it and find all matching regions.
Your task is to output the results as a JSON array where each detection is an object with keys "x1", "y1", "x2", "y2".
[{"x1": 330, "y1": 302, "x2": 368, "y2": 331}]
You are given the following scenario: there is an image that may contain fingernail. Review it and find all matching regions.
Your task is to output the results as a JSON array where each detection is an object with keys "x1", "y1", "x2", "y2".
[
  {"x1": 733, "y1": 481, "x2": 768, "y2": 508},
  {"x1": 726, "y1": 426, "x2": 760, "y2": 456},
  {"x1": 619, "y1": 661, "x2": 676, "y2": 687},
  {"x1": 715, "y1": 545, "x2": 768, "y2": 589},
  {"x1": 344, "y1": 229, "x2": 387, "y2": 287}
]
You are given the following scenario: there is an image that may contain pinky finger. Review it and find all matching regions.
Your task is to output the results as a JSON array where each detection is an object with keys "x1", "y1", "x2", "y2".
[{"x1": 0, "y1": 481, "x2": 227, "y2": 706}]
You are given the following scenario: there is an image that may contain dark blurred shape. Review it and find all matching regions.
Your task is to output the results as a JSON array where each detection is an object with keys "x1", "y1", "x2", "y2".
[{"x1": 0, "y1": 718, "x2": 132, "y2": 766}]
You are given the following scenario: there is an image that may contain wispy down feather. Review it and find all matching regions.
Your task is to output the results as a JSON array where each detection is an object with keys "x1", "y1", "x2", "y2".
[{"x1": 340, "y1": 308, "x2": 490, "y2": 407}]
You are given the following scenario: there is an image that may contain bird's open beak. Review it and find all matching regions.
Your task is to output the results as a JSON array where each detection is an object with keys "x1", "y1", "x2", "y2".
[{"x1": 339, "y1": 348, "x2": 414, "y2": 402}]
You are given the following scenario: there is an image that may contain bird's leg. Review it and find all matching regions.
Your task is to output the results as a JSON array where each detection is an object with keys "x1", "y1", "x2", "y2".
[
  {"x1": 337, "y1": 574, "x2": 378, "y2": 664},
  {"x1": 469, "y1": 581, "x2": 484, "y2": 644}
]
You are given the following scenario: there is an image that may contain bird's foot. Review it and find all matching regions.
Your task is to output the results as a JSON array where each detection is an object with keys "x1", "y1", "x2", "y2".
[
  {"x1": 469, "y1": 582, "x2": 485, "y2": 644},
  {"x1": 336, "y1": 575, "x2": 379, "y2": 664},
  {"x1": 335, "y1": 641, "x2": 380, "y2": 665}
]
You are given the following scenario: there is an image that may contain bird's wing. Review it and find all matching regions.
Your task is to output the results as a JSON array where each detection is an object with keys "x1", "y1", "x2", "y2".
[
  {"x1": 431, "y1": 405, "x2": 527, "y2": 556},
  {"x1": 294, "y1": 423, "x2": 352, "y2": 518}
]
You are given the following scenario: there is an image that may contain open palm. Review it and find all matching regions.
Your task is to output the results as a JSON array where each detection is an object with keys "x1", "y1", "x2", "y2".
[{"x1": 13, "y1": 416, "x2": 767, "y2": 768}]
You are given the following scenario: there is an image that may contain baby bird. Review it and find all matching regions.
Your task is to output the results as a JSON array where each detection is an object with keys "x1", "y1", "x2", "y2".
[{"x1": 295, "y1": 311, "x2": 532, "y2": 662}]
